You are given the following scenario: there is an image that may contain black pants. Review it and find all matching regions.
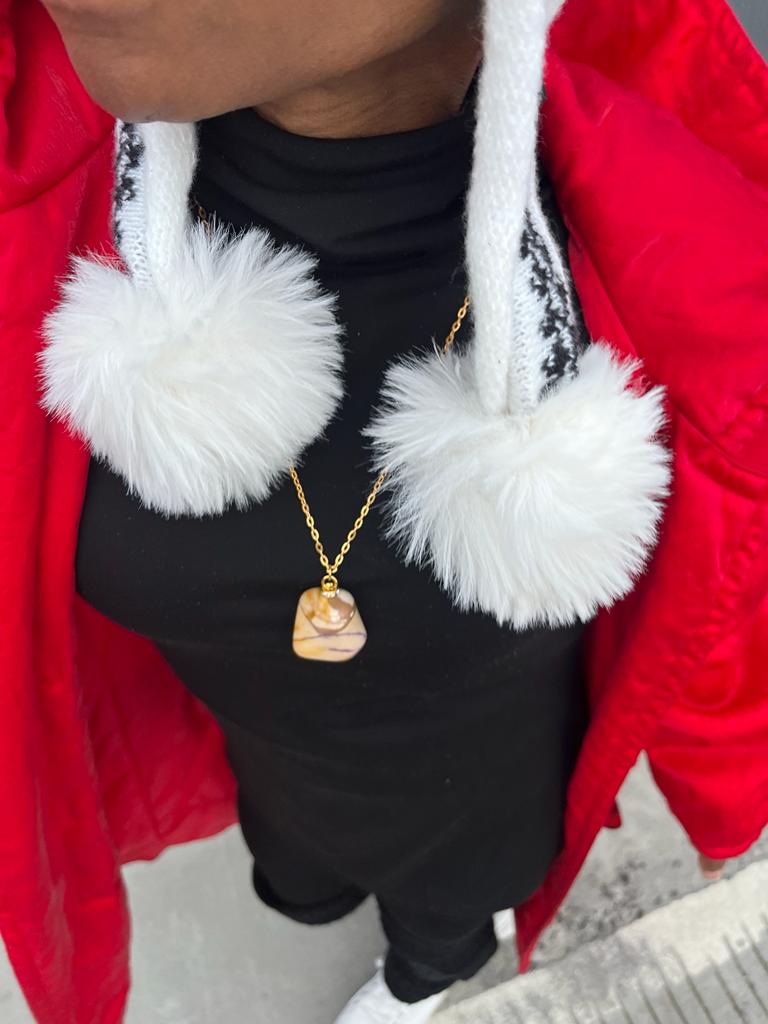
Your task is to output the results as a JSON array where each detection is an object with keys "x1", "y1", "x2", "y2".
[
  {"x1": 244, "y1": 809, "x2": 499, "y2": 1002},
  {"x1": 215, "y1": 617, "x2": 588, "y2": 1004},
  {"x1": 236, "y1": 783, "x2": 502, "y2": 1002}
]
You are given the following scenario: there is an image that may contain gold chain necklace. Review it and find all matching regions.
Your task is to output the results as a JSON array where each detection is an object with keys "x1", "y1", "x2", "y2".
[{"x1": 196, "y1": 202, "x2": 469, "y2": 661}]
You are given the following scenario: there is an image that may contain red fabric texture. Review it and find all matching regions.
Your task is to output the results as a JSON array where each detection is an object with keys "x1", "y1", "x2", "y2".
[{"x1": 0, "y1": 0, "x2": 766, "y2": 1018}]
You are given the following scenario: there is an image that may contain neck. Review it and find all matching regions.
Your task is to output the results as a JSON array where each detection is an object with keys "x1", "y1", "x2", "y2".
[{"x1": 255, "y1": 11, "x2": 482, "y2": 139}]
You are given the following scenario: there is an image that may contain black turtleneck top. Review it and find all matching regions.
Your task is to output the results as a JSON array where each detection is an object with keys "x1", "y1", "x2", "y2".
[{"x1": 75, "y1": 94, "x2": 587, "y2": 902}]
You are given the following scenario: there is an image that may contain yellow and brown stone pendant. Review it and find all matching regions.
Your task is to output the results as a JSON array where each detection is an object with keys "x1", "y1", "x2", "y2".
[{"x1": 292, "y1": 582, "x2": 367, "y2": 662}]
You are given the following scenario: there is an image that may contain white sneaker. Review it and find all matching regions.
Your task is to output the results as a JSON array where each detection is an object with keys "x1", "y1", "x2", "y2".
[
  {"x1": 493, "y1": 909, "x2": 515, "y2": 942},
  {"x1": 334, "y1": 967, "x2": 447, "y2": 1023}
]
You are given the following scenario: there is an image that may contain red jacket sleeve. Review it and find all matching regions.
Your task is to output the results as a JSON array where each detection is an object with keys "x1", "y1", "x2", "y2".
[
  {"x1": 647, "y1": 588, "x2": 768, "y2": 861},
  {"x1": 545, "y1": 0, "x2": 768, "y2": 865}
]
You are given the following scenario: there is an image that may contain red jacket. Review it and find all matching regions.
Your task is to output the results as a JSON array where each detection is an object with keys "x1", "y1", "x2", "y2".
[{"x1": 1, "y1": 0, "x2": 767, "y2": 1020}]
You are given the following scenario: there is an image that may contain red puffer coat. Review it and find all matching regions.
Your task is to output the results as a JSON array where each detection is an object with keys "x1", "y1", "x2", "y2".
[{"x1": 1, "y1": 0, "x2": 767, "y2": 1020}]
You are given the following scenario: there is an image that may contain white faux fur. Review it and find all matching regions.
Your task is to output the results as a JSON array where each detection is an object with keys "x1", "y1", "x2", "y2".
[
  {"x1": 366, "y1": 342, "x2": 672, "y2": 628},
  {"x1": 38, "y1": 222, "x2": 343, "y2": 516}
]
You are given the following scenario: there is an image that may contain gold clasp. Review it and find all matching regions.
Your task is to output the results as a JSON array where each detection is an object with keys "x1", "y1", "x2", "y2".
[{"x1": 320, "y1": 574, "x2": 339, "y2": 597}]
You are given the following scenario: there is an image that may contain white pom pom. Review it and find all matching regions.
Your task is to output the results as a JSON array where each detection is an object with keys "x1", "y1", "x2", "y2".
[
  {"x1": 38, "y1": 223, "x2": 343, "y2": 517},
  {"x1": 366, "y1": 342, "x2": 671, "y2": 628}
]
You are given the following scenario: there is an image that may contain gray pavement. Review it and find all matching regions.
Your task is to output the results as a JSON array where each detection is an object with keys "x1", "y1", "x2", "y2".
[{"x1": 439, "y1": 860, "x2": 768, "y2": 1024}]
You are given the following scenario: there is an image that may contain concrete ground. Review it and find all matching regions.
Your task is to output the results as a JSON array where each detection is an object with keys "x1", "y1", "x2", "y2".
[{"x1": 439, "y1": 860, "x2": 768, "y2": 1024}]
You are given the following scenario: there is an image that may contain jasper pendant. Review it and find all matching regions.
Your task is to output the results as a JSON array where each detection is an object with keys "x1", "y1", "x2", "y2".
[{"x1": 292, "y1": 587, "x2": 367, "y2": 662}]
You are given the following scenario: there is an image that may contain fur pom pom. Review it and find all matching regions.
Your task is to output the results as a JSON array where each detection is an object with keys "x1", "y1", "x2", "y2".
[
  {"x1": 366, "y1": 342, "x2": 672, "y2": 628},
  {"x1": 38, "y1": 223, "x2": 343, "y2": 516}
]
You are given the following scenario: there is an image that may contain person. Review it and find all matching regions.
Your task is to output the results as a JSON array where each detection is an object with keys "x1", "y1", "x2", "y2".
[{"x1": 1, "y1": 0, "x2": 766, "y2": 1022}]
